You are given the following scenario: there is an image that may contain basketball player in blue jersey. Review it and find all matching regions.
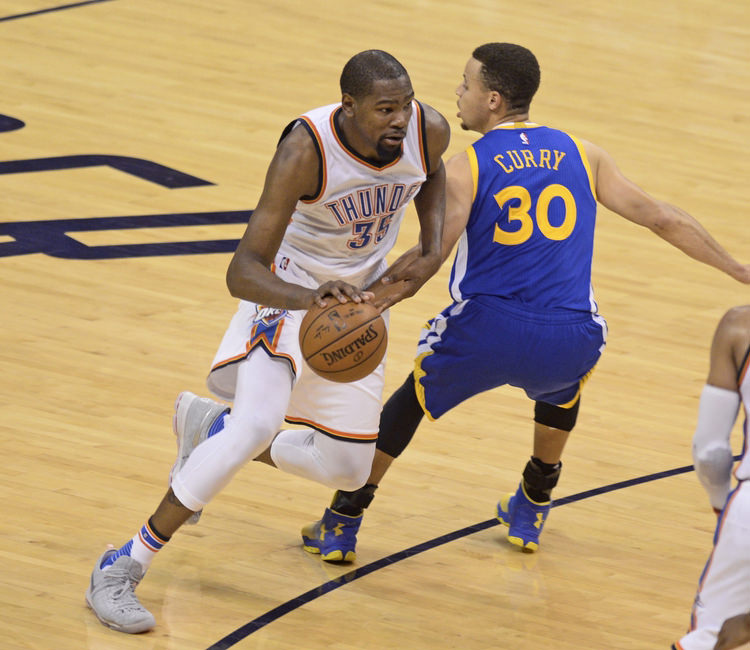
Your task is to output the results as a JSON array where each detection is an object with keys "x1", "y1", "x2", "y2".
[
  {"x1": 302, "y1": 42, "x2": 750, "y2": 564},
  {"x1": 672, "y1": 305, "x2": 750, "y2": 650},
  {"x1": 85, "y1": 50, "x2": 450, "y2": 634}
]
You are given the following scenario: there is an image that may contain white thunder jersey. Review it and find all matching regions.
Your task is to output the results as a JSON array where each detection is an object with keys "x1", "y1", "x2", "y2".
[
  {"x1": 277, "y1": 101, "x2": 430, "y2": 289},
  {"x1": 674, "y1": 349, "x2": 750, "y2": 650},
  {"x1": 207, "y1": 101, "x2": 430, "y2": 435},
  {"x1": 732, "y1": 351, "x2": 750, "y2": 479}
]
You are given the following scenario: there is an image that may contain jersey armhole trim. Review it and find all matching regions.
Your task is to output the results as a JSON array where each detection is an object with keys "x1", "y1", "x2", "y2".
[
  {"x1": 569, "y1": 134, "x2": 597, "y2": 201},
  {"x1": 296, "y1": 117, "x2": 327, "y2": 203},
  {"x1": 466, "y1": 145, "x2": 479, "y2": 203},
  {"x1": 738, "y1": 344, "x2": 750, "y2": 386},
  {"x1": 414, "y1": 100, "x2": 429, "y2": 175}
]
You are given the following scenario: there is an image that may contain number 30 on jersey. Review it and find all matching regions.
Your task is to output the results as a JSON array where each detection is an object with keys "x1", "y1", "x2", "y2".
[{"x1": 493, "y1": 184, "x2": 576, "y2": 245}]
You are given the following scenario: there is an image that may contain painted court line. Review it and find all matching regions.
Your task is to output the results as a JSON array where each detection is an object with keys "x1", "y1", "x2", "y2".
[
  {"x1": 0, "y1": 0, "x2": 114, "y2": 23},
  {"x1": 207, "y1": 460, "x2": 718, "y2": 649}
]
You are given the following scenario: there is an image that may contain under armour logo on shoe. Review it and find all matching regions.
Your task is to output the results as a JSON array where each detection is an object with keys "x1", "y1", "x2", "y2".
[
  {"x1": 319, "y1": 522, "x2": 346, "y2": 540},
  {"x1": 534, "y1": 513, "x2": 545, "y2": 529}
]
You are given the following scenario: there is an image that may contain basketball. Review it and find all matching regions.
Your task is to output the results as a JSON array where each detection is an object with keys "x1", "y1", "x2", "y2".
[{"x1": 299, "y1": 300, "x2": 387, "y2": 383}]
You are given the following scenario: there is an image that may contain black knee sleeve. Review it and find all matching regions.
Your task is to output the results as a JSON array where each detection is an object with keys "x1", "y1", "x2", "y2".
[
  {"x1": 375, "y1": 372, "x2": 425, "y2": 458},
  {"x1": 534, "y1": 397, "x2": 580, "y2": 431}
]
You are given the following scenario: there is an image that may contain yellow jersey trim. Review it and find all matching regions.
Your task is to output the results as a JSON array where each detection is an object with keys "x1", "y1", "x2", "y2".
[
  {"x1": 413, "y1": 351, "x2": 436, "y2": 421},
  {"x1": 569, "y1": 134, "x2": 597, "y2": 201},
  {"x1": 466, "y1": 145, "x2": 479, "y2": 204}
]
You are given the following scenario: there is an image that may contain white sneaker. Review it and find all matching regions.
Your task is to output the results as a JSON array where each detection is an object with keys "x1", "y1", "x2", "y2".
[
  {"x1": 170, "y1": 391, "x2": 229, "y2": 524},
  {"x1": 86, "y1": 548, "x2": 155, "y2": 633}
]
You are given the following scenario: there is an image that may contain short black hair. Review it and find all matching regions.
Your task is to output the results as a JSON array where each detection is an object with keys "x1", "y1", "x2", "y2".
[
  {"x1": 472, "y1": 43, "x2": 540, "y2": 112},
  {"x1": 340, "y1": 50, "x2": 409, "y2": 99}
]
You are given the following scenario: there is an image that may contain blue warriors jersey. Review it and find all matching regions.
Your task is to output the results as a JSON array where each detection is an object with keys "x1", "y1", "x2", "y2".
[{"x1": 449, "y1": 123, "x2": 598, "y2": 313}]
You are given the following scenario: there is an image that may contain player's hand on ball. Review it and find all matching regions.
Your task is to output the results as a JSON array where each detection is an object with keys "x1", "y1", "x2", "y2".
[
  {"x1": 310, "y1": 281, "x2": 373, "y2": 308},
  {"x1": 299, "y1": 300, "x2": 387, "y2": 382}
]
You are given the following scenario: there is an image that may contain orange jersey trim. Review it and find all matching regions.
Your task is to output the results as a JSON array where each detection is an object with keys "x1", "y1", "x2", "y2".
[
  {"x1": 284, "y1": 415, "x2": 377, "y2": 442},
  {"x1": 211, "y1": 352, "x2": 249, "y2": 374},
  {"x1": 329, "y1": 106, "x2": 404, "y2": 171},
  {"x1": 249, "y1": 316, "x2": 285, "y2": 350},
  {"x1": 209, "y1": 324, "x2": 298, "y2": 378},
  {"x1": 298, "y1": 116, "x2": 327, "y2": 203},
  {"x1": 245, "y1": 337, "x2": 297, "y2": 375},
  {"x1": 414, "y1": 100, "x2": 428, "y2": 174}
]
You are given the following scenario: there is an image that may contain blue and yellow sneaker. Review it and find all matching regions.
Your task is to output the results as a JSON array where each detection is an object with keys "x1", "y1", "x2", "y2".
[
  {"x1": 496, "y1": 483, "x2": 551, "y2": 552},
  {"x1": 301, "y1": 507, "x2": 362, "y2": 563}
]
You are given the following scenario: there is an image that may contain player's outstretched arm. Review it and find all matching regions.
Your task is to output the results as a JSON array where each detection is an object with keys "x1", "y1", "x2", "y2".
[
  {"x1": 370, "y1": 147, "x2": 473, "y2": 311},
  {"x1": 583, "y1": 140, "x2": 750, "y2": 283},
  {"x1": 371, "y1": 105, "x2": 450, "y2": 311}
]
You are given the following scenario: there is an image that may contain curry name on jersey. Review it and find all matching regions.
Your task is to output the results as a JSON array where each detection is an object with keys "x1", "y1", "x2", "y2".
[{"x1": 450, "y1": 122, "x2": 599, "y2": 314}]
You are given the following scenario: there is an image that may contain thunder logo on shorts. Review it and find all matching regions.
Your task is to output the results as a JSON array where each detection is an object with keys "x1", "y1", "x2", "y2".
[{"x1": 249, "y1": 306, "x2": 287, "y2": 354}]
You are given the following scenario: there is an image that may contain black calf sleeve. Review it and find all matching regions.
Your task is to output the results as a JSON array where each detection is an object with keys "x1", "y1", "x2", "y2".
[{"x1": 375, "y1": 372, "x2": 425, "y2": 458}]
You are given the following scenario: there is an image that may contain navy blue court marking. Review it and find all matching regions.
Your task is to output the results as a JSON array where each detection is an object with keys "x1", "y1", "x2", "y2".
[
  {"x1": 0, "y1": 155, "x2": 238, "y2": 259},
  {"x1": 0, "y1": 115, "x2": 24, "y2": 132},
  {"x1": 0, "y1": 155, "x2": 214, "y2": 188},
  {"x1": 0, "y1": 0, "x2": 114, "y2": 22},
  {"x1": 207, "y1": 459, "x2": 736, "y2": 649},
  {"x1": 0, "y1": 211, "x2": 249, "y2": 259}
]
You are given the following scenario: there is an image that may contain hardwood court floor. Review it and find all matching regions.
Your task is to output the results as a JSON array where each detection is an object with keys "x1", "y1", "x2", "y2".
[{"x1": 1, "y1": 1, "x2": 749, "y2": 648}]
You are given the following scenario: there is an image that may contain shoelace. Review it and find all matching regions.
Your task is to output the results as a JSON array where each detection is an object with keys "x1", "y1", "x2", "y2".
[{"x1": 100, "y1": 563, "x2": 145, "y2": 612}]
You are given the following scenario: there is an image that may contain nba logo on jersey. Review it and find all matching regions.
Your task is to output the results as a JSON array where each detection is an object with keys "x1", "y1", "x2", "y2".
[{"x1": 520, "y1": 132, "x2": 529, "y2": 146}]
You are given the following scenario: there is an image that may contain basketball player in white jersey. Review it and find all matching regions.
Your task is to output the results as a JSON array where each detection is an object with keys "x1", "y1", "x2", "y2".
[
  {"x1": 673, "y1": 305, "x2": 750, "y2": 650},
  {"x1": 86, "y1": 49, "x2": 450, "y2": 634}
]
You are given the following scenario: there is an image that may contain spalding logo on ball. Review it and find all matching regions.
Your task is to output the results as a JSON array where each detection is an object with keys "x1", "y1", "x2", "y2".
[{"x1": 299, "y1": 300, "x2": 387, "y2": 383}]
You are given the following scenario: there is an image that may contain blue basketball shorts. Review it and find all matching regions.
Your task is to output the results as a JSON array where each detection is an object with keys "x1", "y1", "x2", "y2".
[{"x1": 414, "y1": 296, "x2": 608, "y2": 420}]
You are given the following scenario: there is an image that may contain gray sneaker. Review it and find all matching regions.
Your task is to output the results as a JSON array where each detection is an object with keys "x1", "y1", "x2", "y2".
[
  {"x1": 170, "y1": 391, "x2": 229, "y2": 524},
  {"x1": 86, "y1": 548, "x2": 155, "y2": 633}
]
